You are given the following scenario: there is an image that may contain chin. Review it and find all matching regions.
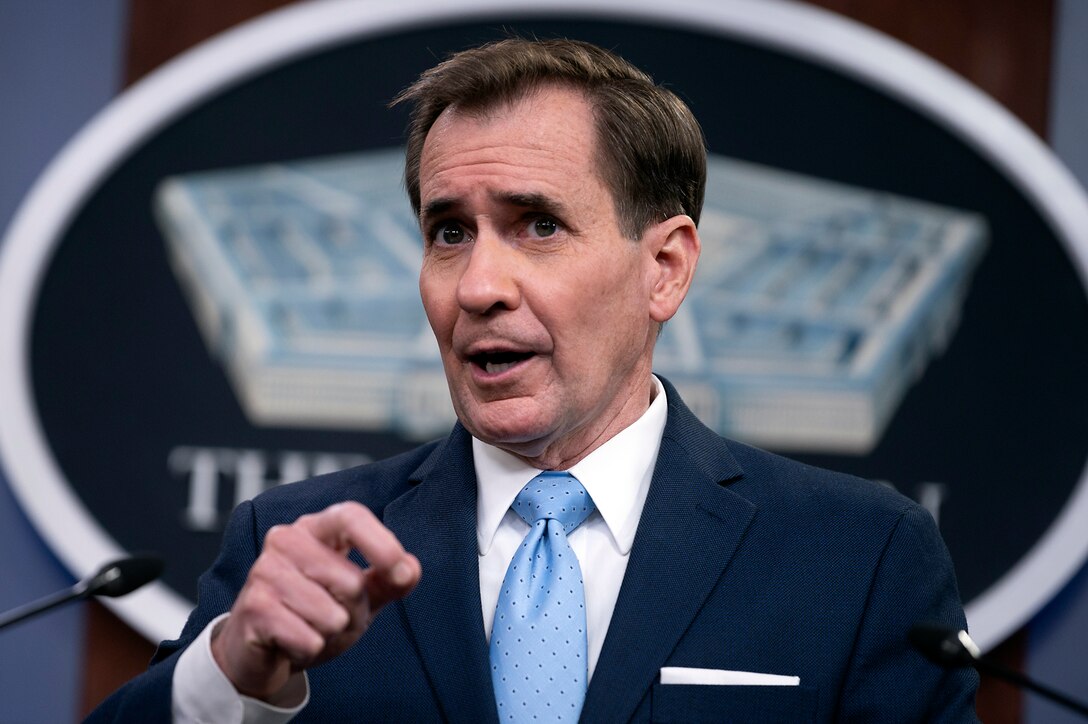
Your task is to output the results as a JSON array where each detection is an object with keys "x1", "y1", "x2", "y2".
[{"x1": 458, "y1": 400, "x2": 554, "y2": 453}]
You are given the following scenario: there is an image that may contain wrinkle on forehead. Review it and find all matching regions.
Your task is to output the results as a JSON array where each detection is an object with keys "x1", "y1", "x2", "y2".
[
  {"x1": 420, "y1": 88, "x2": 603, "y2": 203},
  {"x1": 425, "y1": 84, "x2": 598, "y2": 159}
]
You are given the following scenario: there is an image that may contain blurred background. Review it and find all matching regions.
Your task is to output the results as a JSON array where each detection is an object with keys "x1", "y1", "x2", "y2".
[{"x1": 0, "y1": 1, "x2": 1086, "y2": 721}]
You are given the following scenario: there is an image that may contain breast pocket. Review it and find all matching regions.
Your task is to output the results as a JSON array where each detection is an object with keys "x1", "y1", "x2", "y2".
[{"x1": 650, "y1": 683, "x2": 819, "y2": 723}]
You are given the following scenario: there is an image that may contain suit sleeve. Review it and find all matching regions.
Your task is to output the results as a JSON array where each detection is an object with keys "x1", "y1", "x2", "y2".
[
  {"x1": 837, "y1": 505, "x2": 980, "y2": 722},
  {"x1": 83, "y1": 500, "x2": 263, "y2": 722}
]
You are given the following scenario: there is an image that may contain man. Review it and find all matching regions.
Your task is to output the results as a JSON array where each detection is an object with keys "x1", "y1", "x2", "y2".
[{"x1": 89, "y1": 38, "x2": 978, "y2": 722}]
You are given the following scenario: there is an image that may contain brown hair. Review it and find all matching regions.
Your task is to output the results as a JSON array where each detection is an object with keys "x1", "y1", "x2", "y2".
[{"x1": 392, "y1": 37, "x2": 706, "y2": 239}]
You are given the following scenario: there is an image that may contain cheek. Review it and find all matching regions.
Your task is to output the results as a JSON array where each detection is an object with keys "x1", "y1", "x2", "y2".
[
  {"x1": 594, "y1": 259, "x2": 650, "y2": 322},
  {"x1": 560, "y1": 270, "x2": 647, "y2": 354},
  {"x1": 419, "y1": 276, "x2": 454, "y2": 341}
]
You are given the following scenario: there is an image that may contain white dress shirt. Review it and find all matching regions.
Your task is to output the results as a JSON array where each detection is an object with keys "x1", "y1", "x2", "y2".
[
  {"x1": 475, "y1": 375, "x2": 666, "y2": 679},
  {"x1": 173, "y1": 377, "x2": 668, "y2": 722}
]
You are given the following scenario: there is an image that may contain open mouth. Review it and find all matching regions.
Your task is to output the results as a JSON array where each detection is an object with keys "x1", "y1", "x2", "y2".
[{"x1": 470, "y1": 350, "x2": 535, "y2": 375}]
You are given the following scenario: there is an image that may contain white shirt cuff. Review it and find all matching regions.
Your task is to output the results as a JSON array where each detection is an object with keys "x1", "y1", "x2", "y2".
[{"x1": 172, "y1": 613, "x2": 310, "y2": 724}]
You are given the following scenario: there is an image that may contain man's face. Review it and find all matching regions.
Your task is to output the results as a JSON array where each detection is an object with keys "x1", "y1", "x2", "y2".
[{"x1": 417, "y1": 85, "x2": 664, "y2": 468}]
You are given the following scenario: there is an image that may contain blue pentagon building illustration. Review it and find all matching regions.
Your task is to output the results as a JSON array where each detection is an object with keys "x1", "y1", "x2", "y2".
[{"x1": 155, "y1": 148, "x2": 987, "y2": 454}]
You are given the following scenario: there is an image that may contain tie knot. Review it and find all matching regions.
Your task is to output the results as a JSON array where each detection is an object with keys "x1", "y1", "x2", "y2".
[{"x1": 512, "y1": 471, "x2": 595, "y2": 533}]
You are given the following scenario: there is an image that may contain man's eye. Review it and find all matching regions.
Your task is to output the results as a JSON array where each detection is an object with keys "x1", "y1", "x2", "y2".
[
  {"x1": 530, "y1": 217, "x2": 558, "y2": 238},
  {"x1": 434, "y1": 223, "x2": 468, "y2": 245}
]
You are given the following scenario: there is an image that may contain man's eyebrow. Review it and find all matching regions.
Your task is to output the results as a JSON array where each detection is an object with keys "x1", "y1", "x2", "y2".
[
  {"x1": 494, "y1": 192, "x2": 567, "y2": 217},
  {"x1": 421, "y1": 198, "x2": 457, "y2": 222},
  {"x1": 420, "y1": 192, "x2": 569, "y2": 222}
]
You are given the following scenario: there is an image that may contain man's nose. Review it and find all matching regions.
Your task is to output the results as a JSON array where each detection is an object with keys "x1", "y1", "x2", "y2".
[{"x1": 456, "y1": 232, "x2": 520, "y2": 315}]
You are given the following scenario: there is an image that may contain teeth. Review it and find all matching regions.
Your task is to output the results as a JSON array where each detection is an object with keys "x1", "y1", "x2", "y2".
[{"x1": 484, "y1": 361, "x2": 517, "y2": 374}]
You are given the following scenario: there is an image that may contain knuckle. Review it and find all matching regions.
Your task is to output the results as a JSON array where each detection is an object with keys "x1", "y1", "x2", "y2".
[
  {"x1": 298, "y1": 630, "x2": 327, "y2": 661},
  {"x1": 296, "y1": 509, "x2": 321, "y2": 525},
  {"x1": 249, "y1": 552, "x2": 288, "y2": 585},
  {"x1": 336, "y1": 500, "x2": 371, "y2": 524},
  {"x1": 322, "y1": 605, "x2": 351, "y2": 635},
  {"x1": 341, "y1": 570, "x2": 367, "y2": 600},
  {"x1": 235, "y1": 581, "x2": 276, "y2": 618},
  {"x1": 330, "y1": 501, "x2": 359, "y2": 526},
  {"x1": 263, "y1": 524, "x2": 293, "y2": 549}
]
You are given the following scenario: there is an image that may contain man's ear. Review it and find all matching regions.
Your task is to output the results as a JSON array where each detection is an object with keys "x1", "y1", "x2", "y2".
[{"x1": 647, "y1": 215, "x2": 701, "y2": 324}]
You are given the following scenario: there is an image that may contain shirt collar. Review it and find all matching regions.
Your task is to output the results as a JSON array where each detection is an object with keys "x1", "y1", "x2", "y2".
[{"x1": 474, "y1": 376, "x2": 668, "y2": 556}]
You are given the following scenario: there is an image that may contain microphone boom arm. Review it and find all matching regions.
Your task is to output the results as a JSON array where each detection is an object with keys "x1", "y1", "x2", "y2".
[{"x1": 0, "y1": 554, "x2": 163, "y2": 632}]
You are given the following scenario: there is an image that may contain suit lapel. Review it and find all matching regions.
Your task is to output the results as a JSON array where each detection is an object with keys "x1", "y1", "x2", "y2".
[
  {"x1": 384, "y1": 425, "x2": 500, "y2": 724},
  {"x1": 581, "y1": 384, "x2": 756, "y2": 724}
]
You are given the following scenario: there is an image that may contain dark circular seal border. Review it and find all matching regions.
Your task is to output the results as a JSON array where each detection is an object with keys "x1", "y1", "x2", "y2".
[{"x1": 1, "y1": 0, "x2": 1086, "y2": 649}]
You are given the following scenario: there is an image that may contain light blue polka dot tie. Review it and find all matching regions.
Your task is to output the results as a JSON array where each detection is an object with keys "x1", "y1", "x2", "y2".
[{"x1": 490, "y1": 471, "x2": 595, "y2": 723}]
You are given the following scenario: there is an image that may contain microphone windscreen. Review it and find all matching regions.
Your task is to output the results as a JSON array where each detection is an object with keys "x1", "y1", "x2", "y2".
[
  {"x1": 87, "y1": 554, "x2": 165, "y2": 598},
  {"x1": 908, "y1": 623, "x2": 976, "y2": 667}
]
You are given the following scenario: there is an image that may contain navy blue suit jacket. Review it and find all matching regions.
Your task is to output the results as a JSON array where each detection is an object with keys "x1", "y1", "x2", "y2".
[{"x1": 90, "y1": 379, "x2": 978, "y2": 722}]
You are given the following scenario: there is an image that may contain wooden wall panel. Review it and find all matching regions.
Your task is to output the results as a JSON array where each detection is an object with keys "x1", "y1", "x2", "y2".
[
  {"x1": 124, "y1": 0, "x2": 298, "y2": 86},
  {"x1": 807, "y1": 0, "x2": 1054, "y2": 137},
  {"x1": 79, "y1": 602, "x2": 156, "y2": 718}
]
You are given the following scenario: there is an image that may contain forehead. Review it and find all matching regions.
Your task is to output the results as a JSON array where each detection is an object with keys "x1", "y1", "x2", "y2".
[{"x1": 418, "y1": 85, "x2": 608, "y2": 205}]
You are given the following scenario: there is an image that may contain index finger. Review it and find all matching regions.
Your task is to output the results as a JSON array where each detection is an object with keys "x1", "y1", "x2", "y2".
[{"x1": 302, "y1": 501, "x2": 413, "y2": 577}]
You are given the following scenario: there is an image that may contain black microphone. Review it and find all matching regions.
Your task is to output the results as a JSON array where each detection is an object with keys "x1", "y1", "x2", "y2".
[
  {"x1": 0, "y1": 553, "x2": 164, "y2": 632},
  {"x1": 910, "y1": 623, "x2": 1088, "y2": 718}
]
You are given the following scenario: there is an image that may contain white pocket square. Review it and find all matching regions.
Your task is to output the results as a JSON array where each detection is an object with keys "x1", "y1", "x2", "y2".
[{"x1": 660, "y1": 666, "x2": 800, "y2": 686}]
